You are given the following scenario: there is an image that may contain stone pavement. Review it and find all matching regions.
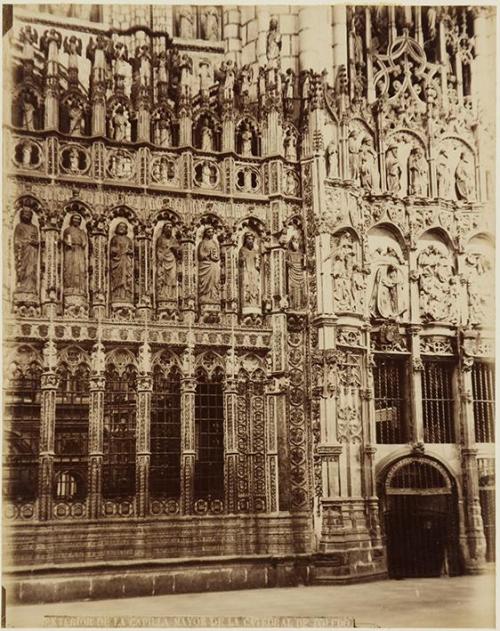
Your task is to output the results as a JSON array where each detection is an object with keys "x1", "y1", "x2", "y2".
[{"x1": 6, "y1": 570, "x2": 496, "y2": 629}]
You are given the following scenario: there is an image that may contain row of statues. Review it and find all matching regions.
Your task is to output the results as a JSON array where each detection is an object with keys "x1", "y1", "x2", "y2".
[
  {"x1": 327, "y1": 132, "x2": 475, "y2": 201},
  {"x1": 12, "y1": 210, "x2": 308, "y2": 318}
]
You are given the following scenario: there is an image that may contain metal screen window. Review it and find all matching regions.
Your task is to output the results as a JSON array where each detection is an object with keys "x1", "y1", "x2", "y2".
[
  {"x1": 373, "y1": 356, "x2": 407, "y2": 444},
  {"x1": 422, "y1": 361, "x2": 455, "y2": 443},
  {"x1": 478, "y1": 458, "x2": 495, "y2": 561},
  {"x1": 3, "y1": 367, "x2": 41, "y2": 501},
  {"x1": 54, "y1": 364, "x2": 89, "y2": 500},
  {"x1": 150, "y1": 366, "x2": 181, "y2": 499},
  {"x1": 103, "y1": 364, "x2": 137, "y2": 499},
  {"x1": 472, "y1": 362, "x2": 495, "y2": 443},
  {"x1": 194, "y1": 368, "x2": 224, "y2": 501}
]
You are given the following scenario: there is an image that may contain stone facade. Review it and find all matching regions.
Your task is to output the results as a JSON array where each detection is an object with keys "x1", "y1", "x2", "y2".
[{"x1": 3, "y1": 4, "x2": 495, "y2": 602}]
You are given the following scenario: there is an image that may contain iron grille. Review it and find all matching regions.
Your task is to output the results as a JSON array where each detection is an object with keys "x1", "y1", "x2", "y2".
[
  {"x1": 422, "y1": 361, "x2": 455, "y2": 443},
  {"x1": 478, "y1": 458, "x2": 495, "y2": 562},
  {"x1": 194, "y1": 368, "x2": 224, "y2": 502},
  {"x1": 3, "y1": 368, "x2": 41, "y2": 501},
  {"x1": 103, "y1": 365, "x2": 137, "y2": 499},
  {"x1": 54, "y1": 365, "x2": 89, "y2": 500},
  {"x1": 389, "y1": 460, "x2": 448, "y2": 491},
  {"x1": 373, "y1": 356, "x2": 407, "y2": 444},
  {"x1": 472, "y1": 362, "x2": 495, "y2": 443},
  {"x1": 150, "y1": 366, "x2": 181, "y2": 499}
]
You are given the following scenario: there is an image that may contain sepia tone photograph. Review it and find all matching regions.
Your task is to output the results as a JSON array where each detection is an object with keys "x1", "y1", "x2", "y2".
[{"x1": 1, "y1": 2, "x2": 496, "y2": 629}]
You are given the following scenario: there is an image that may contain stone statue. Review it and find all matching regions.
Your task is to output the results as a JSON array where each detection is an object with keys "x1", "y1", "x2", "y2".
[
  {"x1": 179, "y1": 54, "x2": 193, "y2": 95},
  {"x1": 14, "y1": 206, "x2": 39, "y2": 301},
  {"x1": 239, "y1": 64, "x2": 253, "y2": 97},
  {"x1": 68, "y1": 147, "x2": 80, "y2": 172},
  {"x1": 283, "y1": 68, "x2": 295, "y2": 102},
  {"x1": 266, "y1": 18, "x2": 282, "y2": 70},
  {"x1": 109, "y1": 222, "x2": 134, "y2": 305},
  {"x1": 332, "y1": 233, "x2": 357, "y2": 312},
  {"x1": 63, "y1": 214, "x2": 87, "y2": 305},
  {"x1": 455, "y1": 152, "x2": 474, "y2": 201},
  {"x1": 347, "y1": 130, "x2": 360, "y2": 182},
  {"x1": 408, "y1": 146, "x2": 428, "y2": 196},
  {"x1": 22, "y1": 98, "x2": 35, "y2": 131},
  {"x1": 386, "y1": 145, "x2": 402, "y2": 194},
  {"x1": 200, "y1": 117, "x2": 213, "y2": 152},
  {"x1": 200, "y1": 162, "x2": 214, "y2": 188},
  {"x1": 68, "y1": 103, "x2": 84, "y2": 135},
  {"x1": 178, "y1": 6, "x2": 194, "y2": 39},
  {"x1": 113, "y1": 41, "x2": 129, "y2": 81},
  {"x1": 153, "y1": 112, "x2": 171, "y2": 147},
  {"x1": 239, "y1": 232, "x2": 261, "y2": 314},
  {"x1": 351, "y1": 264, "x2": 366, "y2": 309},
  {"x1": 219, "y1": 59, "x2": 236, "y2": 101},
  {"x1": 201, "y1": 6, "x2": 219, "y2": 41},
  {"x1": 325, "y1": 139, "x2": 339, "y2": 178},
  {"x1": 436, "y1": 150, "x2": 451, "y2": 198},
  {"x1": 199, "y1": 60, "x2": 212, "y2": 98},
  {"x1": 240, "y1": 125, "x2": 253, "y2": 157},
  {"x1": 21, "y1": 143, "x2": 32, "y2": 168},
  {"x1": 156, "y1": 221, "x2": 179, "y2": 309},
  {"x1": 465, "y1": 253, "x2": 492, "y2": 326},
  {"x1": 20, "y1": 25, "x2": 38, "y2": 62},
  {"x1": 63, "y1": 35, "x2": 82, "y2": 71},
  {"x1": 111, "y1": 106, "x2": 129, "y2": 142},
  {"x1": 286, "y1": 235, "x2": 306, "y2": 309},
  {"x1": 197, "y1": 226, "x2": 221, "y2": 307},
  {"x1": 86, "y1": 34, "x2": 111, "y2": 84},
  {"x1": 284, "y1": 130, "x2": 298, "y2": 161},
  {"x1": 370, "y1": 264, "x2": 406, "y2": 320},
  {"x1": 135, "y1": 45, "x2": 152, "y2": 87},
  {"x1": 359, "y1": 137, "x2": 377, "y2": 191}
]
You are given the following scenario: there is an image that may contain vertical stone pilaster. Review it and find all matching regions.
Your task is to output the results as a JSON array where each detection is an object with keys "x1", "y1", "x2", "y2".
[
  {"x1": 88, "y1": 340, "x2": 105, "y2": 520},
  {"x1": 180, "y1": 343, "x2": 196, "y2": 514},
  {"x1": 43, "y1": 32, "x2": 61, "y2": 130},
  {"x1": 221, "y1": 110, "x2": 235, "y2": 153},
  {"x1": 89, "y1": 217, "x2": 107, "y2": 319},
  {"x1": 41, "y1": 216, "x2": 59, "y2": 316},
  {"x1": 136, "y1": 223, "x2": 153, "y2": 318},
  {"x1": 136, "y1": 340, "x2": 152, "y2": 518},
  {"x1": 409, "y1": 325, "x2": 424, "y2": 443},
  {"x1": 224, "y1": 349, "x2": 238, "y2": 514},
  {"x1": 265, "y1": 376, "x2": 280, "y2": 513},
  {"x1": 180, "y1": 230, "x2": 195, "y2": 320},
  {"x1": 38, "y1": 339, "x2": 58, "y2": 521}
]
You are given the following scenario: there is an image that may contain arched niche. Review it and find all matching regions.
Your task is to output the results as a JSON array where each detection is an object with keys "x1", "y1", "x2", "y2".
[
  {"x1": 437, "y1": 136, "x2": 477, "y2": 202},
  {"x1": 107, "y1": 217, "x2": 136, "y2": 311},
  {"x1": 367, "y1": 225, "x2": 409, "y2": 322},
  {"x1": 152, "y1": 216, "x2": 182, "y2": 319},
  {"x1": 60, "y1": 211, "x2": 89, "y2": 316},
  {"x1": 331, "y1": 228, "x2": 365, "y2": 315},
  {"x1": 385, "y1": 130, "x2": 428, "y2": 198}
]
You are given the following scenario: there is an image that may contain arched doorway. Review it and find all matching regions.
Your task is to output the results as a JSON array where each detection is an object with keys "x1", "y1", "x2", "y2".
[{"x1": 380, "y1": 457, "x2": 461, "y2": 578}]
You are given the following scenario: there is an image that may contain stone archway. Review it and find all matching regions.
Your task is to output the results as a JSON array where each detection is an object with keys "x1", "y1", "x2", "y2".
[{"x1": 380, "y1": 457, "x2": 462, "y2": 578}]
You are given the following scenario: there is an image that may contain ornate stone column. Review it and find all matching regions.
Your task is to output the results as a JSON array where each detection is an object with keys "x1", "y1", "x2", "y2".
[
  {"x1": 180, "y1": 338, "x2": 196, "y2": 514},
  {"x1": 38, "y1": 338, "x2": 58, "y2": 521},
  {"x1": 224, "y1": 347, "x2": 239, "y2": 514},
  {"x1": 42, "y1": 29, "x2": 61, "y2": 130},
  {"x1": 409, "y1": 325, "x2": 424, "y2": 443},
  {"x1": 264, "y1": 374, "x2": 281, "y2": 513},
  {"x1": 180, "y1": 226, "x2": 196, "y2": 324},
  {"x1": 136, "y1": 340, "x2": 152, "y2": 518},
  {"x1": 40, "y1": 211, "x2": 59, "y2": 318},
  {"x1": 458, "y1": 353, "x2": 487, "y2": 572},
  {"x1": 89, "y1": 215, "x2": 107, "y2": 320},
  {"x1": 136, "y1": 223, "x2": 153, "y2": 319},
  {"x1": 88, "y1": 339, "x2": 105, "y2": 519}
]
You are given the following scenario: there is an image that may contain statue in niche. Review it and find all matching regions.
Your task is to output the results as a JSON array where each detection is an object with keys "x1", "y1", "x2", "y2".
[
  {"x1": 178, "y1": 6, "x2": 194, "y2": 39},
  {"x1": 109, "y1": 222, "x2": 134, "y2": 305},
  {"x1": 86, "y1": 34, "x2": 112, "y2": 84},
  {"x1": 239, "y1": 65, "x2": 253, "y2": 98},
  {"x1": 351, "y1": 264, "x2": 366, "y2": 309},
  {"x1": 135, "y1": 45, "x2": 152, "y2": 87},
  {"x1": 266, "y1": 18, "x2": 282, "y2": 70},
  {"x1": 111, "y1": 106, "x2": 129, "y2": 142},
  {"x1": 153, "y1": 113, "x2": 171, "y2": 147},
  {"x1": 386, "y1": 145, "x2": 402, "y2": 194},
  {"x1": 359, "y1": 137, "x2": 377, "y2": 191},
  {"x1": 465, "y1": 253, "x2": 492, "y2": 325},
  {"x1": 200, "y1": 117, "x2": 213, "y2": 152},
  {"x1": 286, "y1": 235, "x2": 306, "y2": 309},
  {"x1": 14, "y1": 206, "x2": 39, "y2": 301},
  {"x1": 68, "y1": 147, "x2": 81, "y2": 173},
  {"x1": 284, "y1": 130, "x2": 297, "y2": 161},
  {"x1": 240, "y1": 125, "x2": 253, "y2": 157},
  {"x1": 408, "y1": 146, "x2": 428, "y2": 196},
  {"x1": 418, "y1": 245, "x2": 457, "y2": 322},
  {"x1": 347, "y1": 130, "x2": 360, "y2": 182},
  {"x1": 283, "y1": 68, "x2": 295, "y2": 104},
  {"x1": 68, "y1": 103, "x2": 84, "y2": 135},
  {"x1": 113, "y1": 41, "x2": 129, "y2": 81},
  {"x1": 156, "y1": 221, "x2": 180, "y2": 309},
  {"x1": 21, "y1": 143, "x2": 33, "y2": 168},
  {"x1": 455, "y1": 152, "x2": 474, "y2": 201},
  {"x1": 370, "y1": 264, "x2": 406, "y2": 320},
  {"x1": 200, "y1": 161, "x2": 215, "y2": 188},
  {"x1": 436, "y1": 149, "x2": 451, "y2": 198},
  {"x1": 239, "y1": 232, "x2": 261, "y2": 314},
  {"x1": 197, "y1": 226, "x2": 221, "y2": 307},
  {"x1": 218, "y1": 59, "x2": 236, "y2": 101},
  {"x1": 332, "y1": 232, "x2": 357, "y2": 312},
  {"x1": 63, "y1": 214, "x2": 87, "y2": 306},
  {"x1": 325, "y1": 139, "x2": 339, "y2": 178},
  {"x1": 201, "y1": 6, "x2": 219, "y2": 41},
  {"x1": 21, "y1": 97, "x2": 35, "y2": 131}
]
